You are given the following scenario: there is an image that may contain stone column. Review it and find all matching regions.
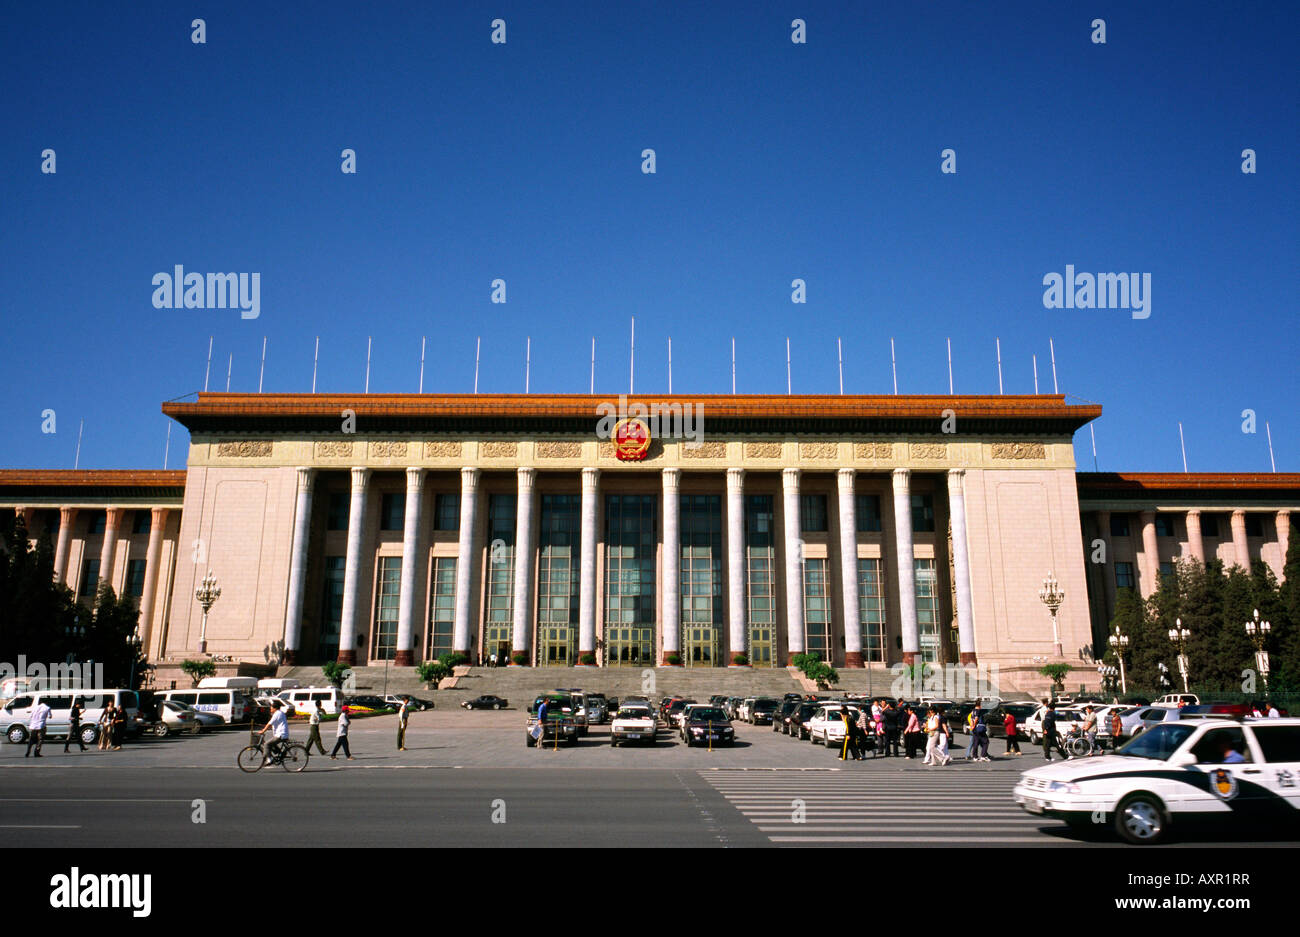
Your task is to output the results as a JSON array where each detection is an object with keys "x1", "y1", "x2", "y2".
[
  {"x1": 1139, "y1": 511, "x2": 1159, "y2": 598},
  {"x1": 891, "y1": 469, "x2": 919, "y2": 665},
  {"x1": 782, "y1": 468, "x2": 805, "y2": 658},
  {"x1": 1185, "y1": 510, "x2": 1205, "y2": 564},
  {"x1": 837, "y1": 469, "x2": 863, "y2": 668},
  {"x1": 578, "y1": 468, "x2": 600, "y2": 663},
  {"x1": 511, "y1": 468, "x2": 537, "y2": 663},
  {"x1": 452, "y1": 467, "x2": 481, "y2": 657},
  {"x1": 395, "y1": 467, "x2": 426, "y2": 666},
  {"x1": 661, "y1": 468, "x2": 682, "y2": 663},
  {"x1": 1096, "y1": 510, "x2": 1117, "y2": 618},
  {"x1": 98, "y1": 507, "x2": 124, "y2": 591},
  {"x1": 53, "y1": 507, "x2": 77, "y2": 585},
  {"x1": 337, "y1": 467, "x2": 371, "y2": 665},
  {"x1": 947, "y1": 469, "x2": 977, "y2": 665},
  {"x1": 1277, "y1": 512, "x2": 1292, "y2": 577},
  {"x1": 726, "y1": 468, "x2": 747, "y2": 665},
  {"x1": 281, "y1": 468, "x2": 314, "y2": 665},
  {"x1": 138, "y1": 507, "x2": 170, "y2": 656},
  {"x1": 1231, "y1": 510, "x2": 1250, "y2": 571}
]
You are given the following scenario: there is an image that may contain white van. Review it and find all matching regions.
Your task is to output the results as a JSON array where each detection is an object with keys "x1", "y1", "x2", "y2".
[
  {"x1": 277, "y1": 686, "x2": 343, "y2": 715},
  {"x1": 197, "y1": 676, "x2": 259, "y2": 691},
  {"x1": 0, "y1": 689, "x2": 141, "y2": 745},
  {"x1": 257, "y1": 678, "x2": 301, "y2": 694},
  {"x1": 160, "y1": 688, "x2": 255, "y2": 724}
]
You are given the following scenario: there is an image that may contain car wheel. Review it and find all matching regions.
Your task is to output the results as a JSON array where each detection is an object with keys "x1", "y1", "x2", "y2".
[
  {"x1": 1029, "y1": 732, "x2": 1040, "y2": 745},
  {"x1": 611, "y1": 739, "x2": 618, "y2": 747},
  {"x1": 80, "y1": 725, "x2": 98, "y2": 745},
  {"x1": 7, "y1": 725, "x2": 28, "y2": 744},
  {"x1": 497, "y1": 704, "x2": 504, "y2": 710},
  {"x1": 525, "y1": 735, "x2": 534, "y2": 748},
  {"x1": 154, "y1": 723, "x2": 169, "y2": 738},
  {"x1": 1115, "y1": 793, "x2": 1167, "y2": 845}
]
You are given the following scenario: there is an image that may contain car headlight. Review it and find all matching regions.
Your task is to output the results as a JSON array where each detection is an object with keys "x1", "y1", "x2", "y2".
[{"x1": 1047, "y1": 781, "x2": 1081, "y2": 795}]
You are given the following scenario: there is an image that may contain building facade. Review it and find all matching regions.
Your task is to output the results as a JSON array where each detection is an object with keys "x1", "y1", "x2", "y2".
[{"x1": 3, "y1": 393, "x2": 1296, "y2": 687}]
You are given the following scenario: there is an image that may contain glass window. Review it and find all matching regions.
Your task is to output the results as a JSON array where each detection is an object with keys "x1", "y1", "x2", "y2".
[
  {"x1": 485, "y1": 494, "x2": 517, "y2": 655},
  {"x1": 911, "y1": 494, "x2": 935, "y2": 533},
  {"x1": 1190, "y1": 727, "x2": 1252, "y2": 764},
  {"x1": 372, "y1": 556, "x2": 402, "y2": 659},
  {"x1": 197, "y1": 693, "x2": 227, "y2": 705},
  {"x1": 855, "y1": 494, "x2": 883, "y2": 533},
  {"x1": 88, "y1": 512, "x2": 106, "y2": 535},
  {"x1": 78, "y1": 558, "x2": 101, "y2": 600},
  {"x1": 1115, "y1": 562, "x2": 1135, "y2": 591},
  {"x1": 1251, "y1": 726, "x2": 1300, "y2": 763},
  {"x1": 380, "y1": 493, "x2": 406, "y2": 531},
  {"x1": 434, "y1": 493, "x2": 461, "y2": 531},
  {"x1": 1245, "y1": 514, "x2": 1264, "y2": 538},
  {"x1": 680, "y1": 495, "x2": 722, "y2": 666},
  {"x1": 537, "y1": 495, "x2": 580, "y2": 665},
  {"x1": 1154, "y1": 515, "x2": 1176, "y2": 537},
  {"x1": 1200, "y1": 514, "x2": 1220, "y2": 538},
  {"x1": 857, "y1": 558, "x2": 887, "y2": 663},
  {"x1": 426, "y1": 557, "x2": 457, "y2": 660},
  {"x1": 1110, "y1": 515, "x2": 1130, "y2": 537},
  {"x1": 1158, "y1": 561, "x2": 1175, "y2": 582},
  {"x1": 326, "y1": 493, "x2": 350, "y2": 531},
  {"x1": 126, "y1": 559, "x2": 147, "y2": 598},
  {"x1": 803, "y1": 558, "x2": 831, "y2": 661},
  {"x1": 914, "y1": 559, "x2": 941, "y2": 663},
  {"x1": 800, "y1": 494, "x2": 828, "y2": 533},
  {"x1": 604, "y1": 494, "x2": 656, "y2": 665},
  {"x1": 319, "y1": 556, "x2": 345, "y2": 656},
  {"x1": 131, "y1": 511, "x2": 152, "y2": 535},
  {"x1": 746, "y1": 495, "x2": 775, "y2": 667}
]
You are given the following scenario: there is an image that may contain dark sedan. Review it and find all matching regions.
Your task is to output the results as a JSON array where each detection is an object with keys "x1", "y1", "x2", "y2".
[
  {"x1": 462, "y1": 695, "x2": 509, "y2": 710},
  {"x1": 787, "y1": 702, "x2": 820, "y2": 740},
  {"x1": 342, "y1": 695, "x2": 397, "y2": 713},
  {"x1": 681, "y1": 707, "x2": 734, "y2": 747},
  {"x1": 773, "y1": 699, "x2": 800, "y2": 732},
  {"x1": 750, "y1": 697, "x2": 781, "y2": 725}
]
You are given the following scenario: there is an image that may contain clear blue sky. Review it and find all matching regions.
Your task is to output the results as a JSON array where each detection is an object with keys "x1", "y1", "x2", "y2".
[{"x1": 2, "y1": 1, "x2": 1295, "y2": 473}]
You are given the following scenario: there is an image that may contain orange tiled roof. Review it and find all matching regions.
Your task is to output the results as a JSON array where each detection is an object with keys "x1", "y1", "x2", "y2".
[
  {"x1": 0, "y1": 470, "x2": 187, "y2": 488},
  {"x1": 1077, "y1": 472, "x2": 1300, "y2": 492}
]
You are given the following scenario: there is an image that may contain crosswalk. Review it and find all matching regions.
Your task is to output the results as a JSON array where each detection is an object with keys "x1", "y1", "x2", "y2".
[{"x1": 699, "y1": 767, "x2": 1074, "y2": 846}]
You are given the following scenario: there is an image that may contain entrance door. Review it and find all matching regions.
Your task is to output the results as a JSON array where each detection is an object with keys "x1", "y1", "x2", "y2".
[
  {"x1": 540, "y1": 626, "x2": 574, "y2": 665},
  {"x1": 684, "y1": 626, "x2": 719, "y2": 667},
  {"x1": 749, "y1": 624, "x2": 773, "y2": 667},
  {"x1": 606, "y1": 626, "x2": 653, "y2": 666}
]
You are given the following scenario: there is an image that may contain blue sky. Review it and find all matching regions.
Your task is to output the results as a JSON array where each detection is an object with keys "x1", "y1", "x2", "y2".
[{"x1": 2, "y1": 1, "x2": 1295, "y2": 472}]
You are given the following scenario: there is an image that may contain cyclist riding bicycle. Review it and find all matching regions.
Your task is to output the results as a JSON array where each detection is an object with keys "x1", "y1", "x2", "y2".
[{"x1": 259, "y1": 700, "x2": 290, "y2": 765}]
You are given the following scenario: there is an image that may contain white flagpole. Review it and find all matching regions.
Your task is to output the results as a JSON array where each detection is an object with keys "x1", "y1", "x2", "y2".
[
  {"x1": 668, "y1": 337, "x2": 672, "y2": 394},
  {"x1": 629, "y1": 317, "x2": 635, "y2": 395},
  {"x1": 731, "y1": 338, "x2": 735, "y2": 394},
  {"x1": 365, "y1": 336, "x2": 372, "y2": 393},
  {"x1": 890, "y1": 338, "x2": 897, "y2": 394},
  {"x1": 419, "y1": 336, "x2": 426, "y2": 393},
  {"x1": 785, "y1": 337, "x2": 791, "y2": 395},
  {"x1": 1033, "y1": 354, "x2": 1039, "y2": 394},
  {"x1": 838, "y1": 337, "x2": 844, "y2": 395},
  {"x1": 590, "y1": 337, "x2": 595, "y2": 394},
  {"x1": 74, "y1": 419, "x2": 84, "y2": 470},
  {"x1": 1090, "y1": 424, "x2": 1098, "y2": 471},
  {"x1": 1049, "y1": 337, "x2": 1059, "y2": 394},
  {"x1": 525, "y1": 336, "x2": 531, "y2": 393},
  {"x1": 1266, "y1": 421, "x2": 1277, "y2": 472},
  {"x1": 1179, "y1": 422, "x2": 1188, "y2": 472},
  {"x1": 996, "y1": 338, "x2": 1003, "y2": 394},
  {"x1": 226, "y1": 353, "x2": 232, "y2": 392},
  {"x1": 203, "y1": 336, "x2": 213, "y2": 392},
  {"x1": 312, "y1": 336, "x2": 319, "y2": 393},
  {"x1": 474, "y1": 336, "x2": 481, "y2": 393},
  {"x1": 946, "y1": 338, "x2": 953, "y2": 394},
  {"x1": 258, "y1": 336, "x2": 267, "y2": 393},
  {"x1": 164, "y1": 422, "x2": 171, "y2": 470}
]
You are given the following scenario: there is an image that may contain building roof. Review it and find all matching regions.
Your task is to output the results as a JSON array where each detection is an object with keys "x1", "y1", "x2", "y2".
[
  {"x1": 161, "y1": 392, "x2": 1102, "y2": 436},
  {"x1": 0, "y1": 470, "x2": 187, "y2": 502},
  {"x1": 1077, "y1": 472, "x2": 1300, "y2": 492}
]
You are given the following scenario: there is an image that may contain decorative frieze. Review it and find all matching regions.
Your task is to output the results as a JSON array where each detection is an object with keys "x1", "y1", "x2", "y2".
[
  {"x1": 991, "y1": 442, "x2": 1046, "y2": 460},
  {"x1": 855, "y1": 442, "x2": 894, "y2": 459},
  {"x1": 369, "y1": 441, "x2": 409, "y2": 458},
  {"x1": 423, "y1": 441, "x2": 461, "y2": 458},
  {"x1": 480, "y1": 441, "x2": 518, "y2": 458},
  {"x1": 744, "y1": 442, "x2": 782, "y2": 459},
  {"x1": 798, "y1": 442, "x2": 837, "y2": 460},
  {"x1": 681, "y1": 441, "x2": 726, "y2": 459},
  {"x1": 537, "y1": 441, "x2": 582, "y2": 459},
  {"x1": 216, "y1": 440, "x2": 273, "y2": 458},
  {"x1": 315, "y1": 441, "x2": 354, "y2": 458},
  {"x1": 910, "y1": 443, "x2": 948, "y2": 460}
]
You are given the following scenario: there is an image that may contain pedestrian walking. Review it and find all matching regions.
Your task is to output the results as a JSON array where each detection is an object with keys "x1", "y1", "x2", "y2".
[
  {"x1": 305, "y1": 700, "x2": 327, "y2": 755},
  {"x1": 965, "y1": 706, "x2": 981, "y2": 759},
  {"x1": 25, "y1": 698, "x2": 51, "y2": 757},
  {"x1": 64, "y1": 698, "x2": 87, "y2": 752},
  {"x1": 1267, "y1": 702, "x2": 1281, "y2": 718},
  {"x1": 936, "y1": 710, "x2": 952, "y2": 765},
  {"x1": 923, "y1": 708, "x2": 941, "y2": 765},
  {"x1": 110, "y1": 704, "x2": 127, "y2": 749},
  {"x1": 1109, "y1": 708, "x2": 1123, "y2": 748},
  {"x1": 883, "y1": 701, "x2": 901, "y2": 757},
  {"x1": 1041, "y1": 703, "x2": 1067, "y2": 762},
  {"x1": 903, "y1": 705, "x2": 922, "y2": 759},
  {"x1": 1004, "y1": 710, "x2": 1022, "y2": 755},
  {"x1": 972, "y1": 709, "x2": 990, "y2": 761},
  {"x1": 1082, "y1": 706, "x2": 1099, "y2": 755},
  {"x1": 330, "y1": 706, "x2": 353, "y2": 759},
  {"x1": 397, "y1": 699, "x2": 410, "y2": 751},
  {"x1": 98, "y1": 703, "x2": 114, "y2": 750}
]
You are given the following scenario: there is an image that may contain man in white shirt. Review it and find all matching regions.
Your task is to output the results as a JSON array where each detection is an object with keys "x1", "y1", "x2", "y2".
[
  {"x1": 25, "y1": 700, "x2": 52, "y2": 757},
  {"x1": 1268, "y1": 703, "x2": 1281, "y2": 718},
  {"x1": 305, "y1": 700, "x2": 326, "y2": 754},
  {"x1": 258, "y1": 700, "x2": 290, "y2": 765}
]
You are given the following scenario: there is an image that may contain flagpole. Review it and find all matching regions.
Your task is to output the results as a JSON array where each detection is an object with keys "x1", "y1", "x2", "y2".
[
  {"x1": 226, "y1": 353, "x2": 232, "y2": 392},
  {"x1": 312, "y1": 336, "x2": 319, "y2": 393},
  {"x1": 525, "y1": 336, "x2": 531, "y2": 393},
  {"x1": 946, "y1": 338, "x2": 953, "y2": 394},
  {"x1": 996, "y1": 338, "x2": 1003, "y2": 394},
  {"x1": 668, "y1": 337, "x2": 673, "y2": 394},
  {"x1": 203, "y1": 336, "x2": 213, "y2": 392},
  {"x1": 1033, "y1": 354, "x2": 1039, "y2": 394},
  {"x1": 258, "y1": 336, "x2": 267, "y2": 393},
  {"x1": 365, "y1": 336, "x2": 372, "y2": 393},
  {"x1": 74, "y1": 419, "x2": 84, "y2": 469},
  {"x1": 1266, "y1": 421, "x2": 1277, "y2": 472},
  {"x1": 1179, "y1": 422, "x2": 1188, "y2": 472},
  {"x1": 419, "y1": 336, "x2": 426, "y2": 393},
  {"x1": 785, "y1": 338, "x2": 791, "y2": 394},
  {"x1": 164, "y1": 422, "x2": 171, "y2": 470},
  {"x1": 629, "y1": 317, "x2": 635, "y2": 395},
  {"x1": 890, "y1": 338, "x2": 897, "y2": 395},
  {"x1": 474, "y1": 336, "x2": 481, "y2": 393},
  {"x1": 1049, "y1": 337, "x2": 1059, "y2": 394},
  {"x1": 1090, "y1": 424, "x2": 1098, "y2": 471},
  {"x1": 731, "y1": 338, "x2": 735, "y2": 394},
  {"x1": 590, "y1": 337, "x2": 595, "y2": 394},
  {"x1": 838, "y1": 338, "x2": 844, "y2": 395}
]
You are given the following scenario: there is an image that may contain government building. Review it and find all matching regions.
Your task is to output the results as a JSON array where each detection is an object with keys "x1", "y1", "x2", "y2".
[{"x1": 2, "y1": 393, "x2": 1296, "y2": 691}]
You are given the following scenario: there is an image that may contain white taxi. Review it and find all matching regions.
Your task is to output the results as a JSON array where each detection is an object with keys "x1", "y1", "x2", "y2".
[
  {"x1": 808, "y1": 703, "x2": 861, "y2": 748},
  {"x1": 1013, "y1": 717, "x2": 1300, "y2": 844},
  {"x1": 610, "y1": 706, "x2": 657, "y2": 747}
]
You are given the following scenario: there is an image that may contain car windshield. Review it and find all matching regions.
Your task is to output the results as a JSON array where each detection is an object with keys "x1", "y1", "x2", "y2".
[
  {"x1": 690, "y1": 709, "x2": 727, "y2": 722},
  {"x1": 617, "y1": 709, "x2": 652, "y2": 720},
  {"x1": 1116, "y1": 724, "x2": 1197, "y2": 760},
  {"x1": 754, "y1": 700, "x2": 778, "y2": 711}
]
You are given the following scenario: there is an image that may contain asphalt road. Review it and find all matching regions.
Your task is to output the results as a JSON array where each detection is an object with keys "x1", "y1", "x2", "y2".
[{"x1": 0, "y1": 714, "x2": 1294, "y2": 848}]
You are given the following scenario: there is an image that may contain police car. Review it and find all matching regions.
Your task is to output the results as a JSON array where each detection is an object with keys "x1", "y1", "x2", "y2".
[{"x1": 1013, "y1": 716, "x2": 1300, "y2": 844}]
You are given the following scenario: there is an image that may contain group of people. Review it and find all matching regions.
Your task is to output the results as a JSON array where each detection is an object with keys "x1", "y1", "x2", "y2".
[
  {"x1": 23, "y1": 697, "x2": 127, "y2": 757},
  {"x1": 256, "y1": 697, "x2": 415, "y2": 763},
  {"x1": 834, "y1": 700, "x2": 1028, "y2": 766}
]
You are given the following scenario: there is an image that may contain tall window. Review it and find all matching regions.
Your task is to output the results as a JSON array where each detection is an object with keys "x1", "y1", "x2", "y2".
[
  {"x1": 604, "y1": 494, "x2": 656, "y2": 665},
  {"x1": 1200, "y1": 514, "x2": 1220, "y2": 538},
  {"x1": 800, "y1": 494, "x2": 828, "y2": 532},
  {"x1": 1110, "y1": 514, "x2": 1130, "y2": 537},
  {"x1": 131, "y1": 511, "x2": 152, "y2": 535},
  {"x1": 857, "y1": 558, "x2": 887, "y2": 663},
  {"x1": 911, "y1": 495, "x2": 935, "y2": 533},
  {"x1": 434, "y1": 493, "x2": 460, "y2": 531},
  {"x1": 746, "y1": 495, "x2": 775, "y2": 667},
  {"x1": 125, "y1": 559, "x2": 147, "y2": 599},
  {"x1": 914, "y1": 558, "x2": 941, "y2": 663},
  {"x1": 380, "y1": 493, "x2": 405, "y2": 531},
  {"x1": 680, "y1": 494, "x2": 722, "y2": 666},
  {"x1": 426, "y1": 557, "x2": 456, "y2": 660},
  {"x1": 485, "y1": 494, "x2": 517, "y2": 657},
  {"x1": 1115, "y1": 561, "x2": 1135, "y2": 591},
  {"x1": 372, "y1": 556, "x2": 401, "y2": 659},
  {"x1": 319, "y1": 556, "x2": 345, "y2": 657},
  {"x1": 1245, "y1": 514, "x2": 1264, "y2": 538},
  {"x1": 78, "y1": 558, "x2": 100, "y2": 601},
  {"x1": 1154, "y1": 515, "x2": 1176, "y2": 537},
  {"x1": 855, "y1": 494, "x2": 883, "y2": 533},
  {"x1": 326, "y1": 493, "x2": 350, "y2": 531},
  {"x1": 88, "y1": 513, "x2": 106, "y2": 535},
  {"x1": 537, "y1": 494, "x2": 580, "y2": 664},
  {"x1": 803, "y1": 558, "x2": 832, "y2": 661}
]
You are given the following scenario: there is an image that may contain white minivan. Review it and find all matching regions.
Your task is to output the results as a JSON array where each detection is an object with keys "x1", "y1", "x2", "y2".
[
  {"x1": 277, "y1": 686, "x2": 343, "y2": 715},
  {"x1": 0, "y1": 689, "x2": 142, "y2": 745},
  {"x1": 160, "y1": 688, "x2": 256, "y2": 724}
]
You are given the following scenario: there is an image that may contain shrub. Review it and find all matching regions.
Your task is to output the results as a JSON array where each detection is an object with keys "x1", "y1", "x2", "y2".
[
  {"x1": 510, "y1": 651, "x2": 529, "y2": 666},
  {"x1": 180, "y1": 659, "x2": 216, "y2": 687},
  {"x1": 321, "y1": 660, "x2": 351, "y2": 688},
  {"x1": 417, "y1": 660, "x2": 449, "y2": 686},
  {"x1": 438, "y1": 651, "x2": 469, "y2": 670},
  {"x1": 730, "y1": 652, "x2": 749, "y2": 666},
  {"x1": 1039, "y1": 663, "x2": 1073, "y2": 695},
  {"x1": 664, "y1": 652, "x2": 682, "y2": 666},
  {"x1": 578, "y1": 651, "x2": 597, "y2": 666}
]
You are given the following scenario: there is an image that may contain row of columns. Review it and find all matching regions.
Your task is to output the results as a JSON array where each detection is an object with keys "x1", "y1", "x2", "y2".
[{"x1": 281, "y1": 465, "x2": 980, "y2": 668}]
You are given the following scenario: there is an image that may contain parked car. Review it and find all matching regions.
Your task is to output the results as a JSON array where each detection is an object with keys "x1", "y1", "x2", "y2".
[
  {"x1": 1154, "y1": 693, "x2": 1200, "y2": 708},
  {"x1": 681, "y1": 706, "x2": 734, "y2": 747},
  {"x1": 666, "y1": 699, "x2": 696, "y2": 729},
  {"x1": 982, "y1": 702, "x2": 1040, "y2": 739},
  {"x1": 1, "y1": 689, "x2": 142, "y2": 744},
  {"x1": 807, "y1": 703, "x2": 861, "y2": 748},
  {"x1": 1020, "y1": 707, "x2": 1086, "y2": 745},
  {"x1": 385, "y1": 694, "x2": 435, "y2": 711},
  {"x1": 773, "y1": 700, "x2": 800, "y2": 732},
  {"x1": 343, "y1": 695, "x2": 396, "y2": 713},
  {"x1": 159, "y1": 688, "x2": 257, "y2": 724},
  {"x1": 462, "y1": 695, "x2": 509, "y2": 710},
  {"x1": 155, "y1": 700, "x2": 202, "y2": 736},
  {"x1": 584, "y1": 693, "x2": 609, "y2": 724},
  {"x1": 610, "y1": 706, "x2": 657, "y2": 746},
  {"x1": 526, "y1": 693, "x2": 578, "y2": 747},
  {"x1": 750, "y1": 698, "x2": 781, "y2": 725},
  {"x1": 737, "y1": 697, "x2": 758, "y2": 722},
  {"x1": 788, "y1": 701, "x2": 821, "y2": 740}
]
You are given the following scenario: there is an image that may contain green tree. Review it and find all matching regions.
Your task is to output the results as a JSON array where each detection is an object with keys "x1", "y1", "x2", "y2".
[
  {"x1": 85, "y1": 581, "x2": 144, "y2": 688},
  {"x1": 180, "y1": 658, "x2": 217, "y2": 687},
  {"x1": 321, "y1": 660, "x2": 351, "y2": 688},
  {"x1": 0, "y1": 513, "x2": 77, "y2": 666},
  {"x1": 1038, "y1": 663, "x2": 1072, "y2": 695}
]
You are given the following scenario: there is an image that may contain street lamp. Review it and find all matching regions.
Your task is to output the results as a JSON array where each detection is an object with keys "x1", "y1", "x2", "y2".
[
  {"x1": 1108, "y1": 624, "x2": 1130, "y2": 695},
  {"x1": 1039, "y1": 571, "x2": 1065, "y2": 657},
  {"x1": 1097, "y1": 663, "x2": 1119, "y2": 696},
  {"x1": 1167, "y1": 617, "x2": 1191, "y2": 694},
  {"x1": 1245, "y1": 608, "x2": 1272, "y2": 694},
  {"x1": 195, "y1": 570, "x2": 221, "y2": 655}
]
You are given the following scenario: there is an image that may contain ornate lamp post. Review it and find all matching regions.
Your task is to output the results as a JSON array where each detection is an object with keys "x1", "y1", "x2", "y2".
[
  {"x1": 1108, "y1": 624, "x2": 1130, "y2": 695},
  {"x1": 195, "y1": 570, "x2": 221, "y2": 655},
  {"x1": 1245, "y1": 608, "x2": 1272, "y2": 694},
  {"x1": 1097, "y1": 663, "x2": 1119, "y2": 696},
  {"x1": 1167, "y1": 617, "x2": 1191, "y2": 694},
  {"x1": 1039, "y1": 572, "x2": 1065, "y2": 657}
]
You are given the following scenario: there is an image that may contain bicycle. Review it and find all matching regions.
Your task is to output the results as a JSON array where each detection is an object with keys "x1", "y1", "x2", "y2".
[{"x1": 237, "y1": 736, "x2": 309, "y2": 773}]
